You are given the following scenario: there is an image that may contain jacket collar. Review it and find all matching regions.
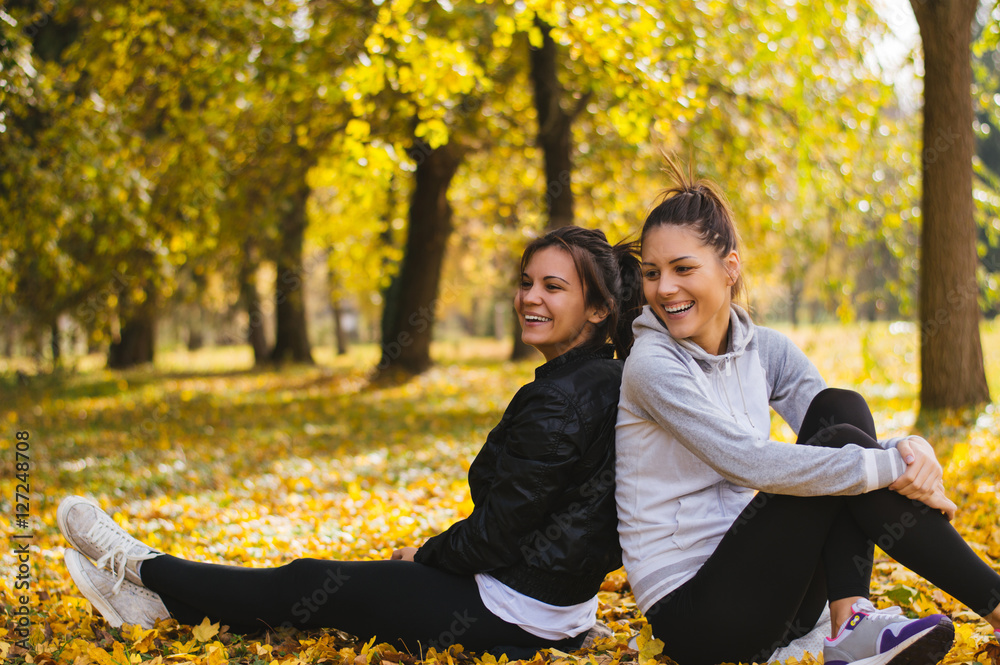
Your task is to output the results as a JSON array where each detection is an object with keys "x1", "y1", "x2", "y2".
[{"x1": 535, "y1": 343, "x2": 616, "y2": 379}]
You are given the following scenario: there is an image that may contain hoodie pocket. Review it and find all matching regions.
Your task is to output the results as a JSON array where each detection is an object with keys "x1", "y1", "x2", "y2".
[
  {"x1": 671, "y1": 492, "x2": 718, "y2": 551},
  {"x1": 672, "y1": 485, "x2": 755, "y2": 551}
]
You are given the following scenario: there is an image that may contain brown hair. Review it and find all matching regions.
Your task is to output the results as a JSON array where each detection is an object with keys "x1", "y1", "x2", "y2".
[
  {"x1": 641, "y1": 154, "x2": 745, "y2": 302},
  {"x1": 519, "y1": 226, "x2": 644, "y2": 359}
]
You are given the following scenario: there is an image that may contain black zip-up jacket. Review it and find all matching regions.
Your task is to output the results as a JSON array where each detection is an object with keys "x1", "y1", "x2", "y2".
[{"x1": 414, "y1": 344, "x2": 623, "y2": 606}]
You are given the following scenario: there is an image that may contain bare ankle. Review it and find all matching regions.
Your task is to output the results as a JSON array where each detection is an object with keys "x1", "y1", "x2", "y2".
[{"x1": 829, "y1": 596, "x2": 865, "y2": 637}]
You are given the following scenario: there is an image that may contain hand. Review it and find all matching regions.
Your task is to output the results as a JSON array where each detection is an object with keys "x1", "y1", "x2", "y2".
[
  {"x1": 921, "y1": 483, "x2": 958, "y2": 521},
  {"x1": 889, "y1": 436, "x2": 955, "y2": 519},
  {"x1": 390, "y1": 546, "x2": 418, "y2": 561}
]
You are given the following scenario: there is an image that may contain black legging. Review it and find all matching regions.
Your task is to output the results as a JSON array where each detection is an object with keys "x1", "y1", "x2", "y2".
[
  {"x1": 140, "y1": 556, "x2": 586, "y2": 656},
  {"x1": 644, "y1": 388, "x2": 1000, "y2": 665}
]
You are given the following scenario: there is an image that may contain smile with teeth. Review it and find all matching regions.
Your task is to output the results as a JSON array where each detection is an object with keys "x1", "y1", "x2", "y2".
[
  {"x1": 664, "y1": 301, "x2": 694, "y2": 314},
  {"x1": 524, "y1": 314, "x2": 552, "y2": 323}
]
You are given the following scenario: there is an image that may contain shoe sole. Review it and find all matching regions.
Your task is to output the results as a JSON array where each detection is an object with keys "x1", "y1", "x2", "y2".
[
  {"x1": 839, "y1": 617, "x2": 955, "y2": 665},
  {"x1": 886, "y1": 617, "x2": 955, "y2": 665},
  {"x1": 64, "y1": 549, "x2": 125, "y2": 628}
]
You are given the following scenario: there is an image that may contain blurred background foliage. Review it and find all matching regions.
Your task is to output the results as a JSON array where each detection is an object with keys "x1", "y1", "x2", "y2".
[{"x1": 1, "y1": 0, "x2": 998, "y2": 380}]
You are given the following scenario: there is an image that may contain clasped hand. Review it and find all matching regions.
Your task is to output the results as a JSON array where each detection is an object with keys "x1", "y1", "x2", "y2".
[
  {"x1": 888, "y1": 436, "x2": 956, "y2": 520},
  {"x1": 389, "y1": 546, "x2": 418, "y2": 561}
]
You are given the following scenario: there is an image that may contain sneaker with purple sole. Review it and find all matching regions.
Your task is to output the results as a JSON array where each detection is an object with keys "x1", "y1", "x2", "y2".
[{"x1": 824, "y1": 599, "x2": 954, "y2": 665}]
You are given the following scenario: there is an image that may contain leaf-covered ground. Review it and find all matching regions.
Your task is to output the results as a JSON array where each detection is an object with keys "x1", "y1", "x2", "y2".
[{"x1": 3, "y1": 323, "x2": 1000, "y2": 665}]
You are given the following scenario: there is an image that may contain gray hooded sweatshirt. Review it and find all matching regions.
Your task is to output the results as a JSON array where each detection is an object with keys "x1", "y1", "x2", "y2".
[{"x1": 615, "y1": 305, "x2": 906, "y2": 612}]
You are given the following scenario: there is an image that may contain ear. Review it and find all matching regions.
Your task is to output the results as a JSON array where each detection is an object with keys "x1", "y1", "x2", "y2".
[
  {"x1": 723, "y1": 251, "x2": 740, "y2": 286},
  {"x1": 588, "y1": 305, "x2": 610, "y2": 325}
]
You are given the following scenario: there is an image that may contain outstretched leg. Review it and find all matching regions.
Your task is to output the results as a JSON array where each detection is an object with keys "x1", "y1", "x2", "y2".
[{"x1": 140, "y1": 554, "x2": 570, "y2": 653}]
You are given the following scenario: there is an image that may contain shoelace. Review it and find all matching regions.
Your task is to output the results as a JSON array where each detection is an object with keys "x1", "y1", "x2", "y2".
[
  {"x1": 859, "y1": 605, "x2": 904, "y2": 621},
  {"x1": 86, "y1": 520, "x2": 157, "y2": 594}
]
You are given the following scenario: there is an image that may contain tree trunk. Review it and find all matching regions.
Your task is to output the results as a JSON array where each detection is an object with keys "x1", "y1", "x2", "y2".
[
  {"x1": 329, "y1": 264, "x2": 350, "y2": 356},
  {"x1": 911, "y1": 0, "x2": 990, "y2": 411},
  {"x1": 333, "y1": 300, "x2": 349, "y2": 356},
  {"x1": 529, "y1": 17, "x2": 577, "y2": 231},
  {"x1": 239, "y1": 241, "x2": 269, "y2": 365},
  {"x1": 108, "y1": 282, "x2": 156, "y2": 369},
  {"x1": 377, "y1": 139, "x2": 465, "y2": 375},
  {"x1": 511, "y1": 18, "x2": 583, "y2": 361},
  {"x1": 270, "y1": 181, "x2": 314, "y2": 364},
  {"x1": 50, "y1": 320, "x2": 61, "y2": 364}
]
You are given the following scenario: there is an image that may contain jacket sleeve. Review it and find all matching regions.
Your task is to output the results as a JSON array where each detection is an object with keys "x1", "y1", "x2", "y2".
[
  {"x1": 620, "y1": 347, "x2": 906, "y2": 496},
  {"x1": 414, "y1": 386, "x2": 584, "y2": 575}
]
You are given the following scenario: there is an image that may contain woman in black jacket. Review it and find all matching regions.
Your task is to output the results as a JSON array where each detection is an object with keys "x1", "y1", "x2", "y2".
[{"x1": 58, "y1": 226, "x2": 643, "y2": 656}]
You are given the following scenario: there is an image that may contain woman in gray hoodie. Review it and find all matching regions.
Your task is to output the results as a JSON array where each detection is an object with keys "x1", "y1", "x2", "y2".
[{"x1": 615, "y1": 157, "x2": 1000, "y2": 665}]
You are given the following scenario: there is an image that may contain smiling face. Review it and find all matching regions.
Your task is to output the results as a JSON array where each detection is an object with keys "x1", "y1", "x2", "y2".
[
  {"x1": 641, "y1": 225, "x2": 739, "y2": 356},
  {"x1": 515, "y1": 246, "x2": 608, "y2": 362}
]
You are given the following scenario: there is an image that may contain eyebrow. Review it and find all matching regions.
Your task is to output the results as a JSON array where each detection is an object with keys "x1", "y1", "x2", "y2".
[
  {"x1": 521, "y1": 272, "x2": 571, "y2": 284},
  {"x1": 641, "y1": 256, "x2": 696, "y2": 266}
]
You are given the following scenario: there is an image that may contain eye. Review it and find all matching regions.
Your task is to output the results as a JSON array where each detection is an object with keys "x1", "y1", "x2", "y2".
[
  {"x1": 520, "y1": 279, "x2": 532, "y2": 289},
  {"x1": 546, "y1": 283, "x2": 563, "y2": 291},
  {"x1": 675, "y1": 265, "x2": 694, "y2": 274},
  {"x1": 643, "y1": 269, "x2": 659, "y2": 280}
]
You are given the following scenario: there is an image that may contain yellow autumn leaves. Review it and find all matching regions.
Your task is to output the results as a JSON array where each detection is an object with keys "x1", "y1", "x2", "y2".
[{"x1": 2, "y1": 326, "x2": 1000, "y2": 665}]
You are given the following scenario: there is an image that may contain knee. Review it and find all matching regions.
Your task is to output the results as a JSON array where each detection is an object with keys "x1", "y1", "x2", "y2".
[
  {"x1": 807, "y1": 389, "x2": 873, "y2": 429},
  {"x1": 809, "y1": 388, "x2": 866, "y2": 419}
]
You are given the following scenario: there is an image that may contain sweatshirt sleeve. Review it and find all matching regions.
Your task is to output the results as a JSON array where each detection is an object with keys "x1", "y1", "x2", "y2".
[
  {"x1": 755, "y1": 326, "x2": 826, "y2": 433},
  {"x1": 414, "y1": 385, "x2": 583, "y2": 575},
  {"x1": 620, "y1": 346, "x2": 905, "y2": 496},
  {"x1": 757, "y1": 328, "x2": 904, "y2": 450}
]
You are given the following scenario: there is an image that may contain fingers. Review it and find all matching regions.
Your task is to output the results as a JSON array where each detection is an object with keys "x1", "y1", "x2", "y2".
[
  {"x1": 923, "y1": 488, "x2": 957, "y2": 521},
  {"x1": 888, "y1": 437, "x2": 943, "y2": 499},
  {"x1": 896, "y1": 438, "x2": 915, "y2": 464}
]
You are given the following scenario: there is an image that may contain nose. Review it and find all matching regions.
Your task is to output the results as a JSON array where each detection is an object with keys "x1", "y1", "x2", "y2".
[
  {"x1": 657, "y1": 275, "x2": 678, "y2": 299},
  {"x1": 522, "y1": 283, "x2": 543, "y2": 305}
]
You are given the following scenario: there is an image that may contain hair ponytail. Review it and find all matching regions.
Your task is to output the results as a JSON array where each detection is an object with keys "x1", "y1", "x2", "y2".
[
  {"x1": 641, "y1": 152, "x2": 745, "y2": 304},
  {"x1": 612, "y1": 240, "x2": 643, "y2": 359}
]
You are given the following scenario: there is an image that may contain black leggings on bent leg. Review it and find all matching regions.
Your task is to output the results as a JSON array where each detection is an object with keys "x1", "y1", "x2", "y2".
[
  {"x1": 140, "y1": 556, "x2": 584, "y2": 655},
  {"x1": 644, "y1": 388, "x2": 1000, "y2": 665}
]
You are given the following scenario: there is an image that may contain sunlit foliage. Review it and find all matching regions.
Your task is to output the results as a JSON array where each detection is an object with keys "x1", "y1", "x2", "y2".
[{"x1": 2, "y1": 323, "x2": 1000, "y2": 664}]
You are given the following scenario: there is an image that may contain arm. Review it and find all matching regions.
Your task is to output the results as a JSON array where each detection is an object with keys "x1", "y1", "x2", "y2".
[
  {"x1": 759, "y1": 328, "x2": 906, "y2": 450},
  {"x1": 413, "y1": 386, "x2": 584, "y2": 575},
  {"x1": 622, "y1": 349, "x2": 904, "y2": 496},
  {"x1": 758, "y1": 328, "x2": 948, "y2": 511}
]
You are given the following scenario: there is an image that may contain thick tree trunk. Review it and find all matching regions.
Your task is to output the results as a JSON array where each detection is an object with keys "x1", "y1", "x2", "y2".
[
  {"x1": 270, "y1": 181, "x2": 314, "y2": 365},
  {"x1": 529, "y1": 17, "x2": 577, "y2": 232},
  {"x1": 377, "y1": 139, "x2": 465, "y2": 375},
  {"x1": 108, "y1": 282, "x2": 156, "y2": 369},
  {"x1": 511, "y1": 19, "x2": 586, "y2": 361},
  {"x1": 911, "y1": 0, "x2": 990, "y2": 411}
]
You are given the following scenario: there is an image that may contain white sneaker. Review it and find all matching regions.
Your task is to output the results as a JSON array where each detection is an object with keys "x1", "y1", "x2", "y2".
[
  {"x1": 64, "y1": 549, "x2": 169, "y2": 629},
  {"x1": 57, "y1": 496, "x2": 160, "y2": 593}
]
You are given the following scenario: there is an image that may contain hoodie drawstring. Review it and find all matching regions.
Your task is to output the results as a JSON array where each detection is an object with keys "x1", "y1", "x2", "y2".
[{"x1": 733, "y1": 360, "x2": 755, "y2": 432}]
